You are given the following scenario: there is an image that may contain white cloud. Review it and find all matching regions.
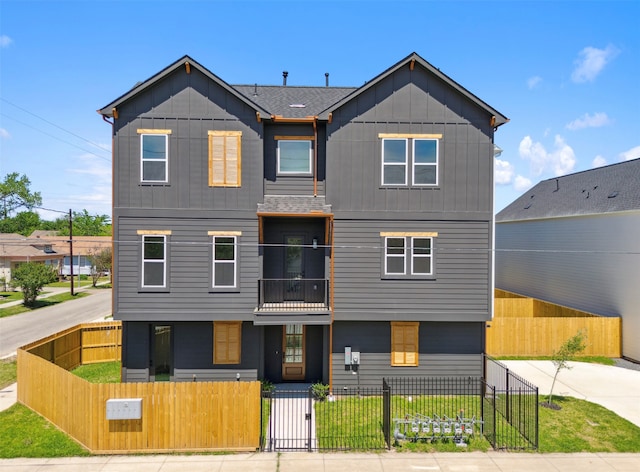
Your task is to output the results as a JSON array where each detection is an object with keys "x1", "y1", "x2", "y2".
[
  {"x1": 592, "y1": 155, "x2": 607, "y2": 167},
  {"x1": 0, "y1": 35, "x2": 12, "y2": 48},
  {"x1": 619, "y1": 145, "x2": 640, "y2": 161},
  {"x1": 514, "y1": 175, "x2": 533, "y2": 192},
  {"x1": 0, "y1": 128, "x2": 10, "y2": 139},
  {"x1": 519, "y1": 134, "x2": 576, "y2": 177},
  {"x1": 571, "y1": 45, "x2": 619, "y2": 83},
  {"x1": 566, "y1": 112, "x2": 611, "y2": 130},
  {"x1": 527, "y1": 76, "x2": 542, "y2": 90},
  {"x1": 494, "y1": 158, "x2": 515, "y2": 185}
]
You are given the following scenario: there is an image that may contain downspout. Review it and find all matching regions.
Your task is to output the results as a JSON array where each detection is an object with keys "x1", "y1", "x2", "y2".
[
  {"x1": 329, "y1": 216, "x2": 335, "y2": 392},
  {"x1": 313, "y1": 118, "x2": 318, "y2": 197}
]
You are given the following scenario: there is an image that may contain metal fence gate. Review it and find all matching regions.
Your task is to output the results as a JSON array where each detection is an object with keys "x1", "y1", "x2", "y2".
[{"x1": 262, "y1": 388, "x2": 315, "y2": 452}]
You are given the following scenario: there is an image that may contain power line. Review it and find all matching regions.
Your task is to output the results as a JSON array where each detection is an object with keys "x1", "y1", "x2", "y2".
[
  {"x1": 1, "y1": 98, "x2": 111, "y2": 157},
  {"x1": 0, "y1": 112, "x2": 111, "y2": 163}
]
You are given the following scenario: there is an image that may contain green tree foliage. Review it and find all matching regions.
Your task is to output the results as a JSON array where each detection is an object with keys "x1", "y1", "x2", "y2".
[
  {"x1": 10, "y1": 262, "x2": 58, "y2": 307},
  {"x1": 546, "y1": 330, "x2": 587, "y2": 408},
  {"x1": 0, "y1": 173, "x2": 42, "y2": 219},
  {"x1": 54, "y1": 210, "x2": 111, "y2": 236},
  {"x1": 0, "y1": 211, "x2": 42, "y2": 236},
  {"x1": 87, "y1": 247, "x2": 112, "y2": 287}
]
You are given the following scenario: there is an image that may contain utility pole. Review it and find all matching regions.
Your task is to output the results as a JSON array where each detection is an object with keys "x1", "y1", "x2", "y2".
[{"x1": 69, "y1": 209, "x2": 74, "y2": 296}]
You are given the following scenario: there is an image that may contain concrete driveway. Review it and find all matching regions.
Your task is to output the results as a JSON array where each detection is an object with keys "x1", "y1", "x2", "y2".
[{"x1": 501, "y1": 360, "x2": 640, "y2": 428}]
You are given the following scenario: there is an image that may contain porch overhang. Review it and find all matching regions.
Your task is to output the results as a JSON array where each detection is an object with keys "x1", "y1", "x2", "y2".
[
  {"x1": 257, "y1": 195, "x2": 332, "y2": 216},
  {"x1": 253, "y1": 312, "x2": 332, "y2": 325}
]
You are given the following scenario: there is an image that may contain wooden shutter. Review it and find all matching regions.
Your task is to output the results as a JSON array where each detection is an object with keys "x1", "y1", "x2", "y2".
[
  {"x1": 213, "y1": 321, "x2": 241, "y2": 364},
  {"x1": 209, "y1": 131, "x2": 242, "y2": 187},
  {"x1": 391, "y1": 322, "x2": 419, "y2": 366}
]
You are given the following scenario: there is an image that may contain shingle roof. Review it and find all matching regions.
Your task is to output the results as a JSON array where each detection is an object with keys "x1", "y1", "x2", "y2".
[
  {"x1": 258, "y1": 196, "x2": 332, "y2": 214},
  {"x1": 232, "y1": 85, "x2": 356, "y2": 118},
  {"x1": 496, "y1": 158, "x2": 640, "y2": 222},
  {"x1": 0, "y1": 233, "x2": 63, "y2": 259}
]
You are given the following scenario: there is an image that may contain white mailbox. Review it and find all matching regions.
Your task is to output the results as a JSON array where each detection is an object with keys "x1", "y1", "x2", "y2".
[{"x1": 106, "y1": 398, "x2": 142, "y2": 420}]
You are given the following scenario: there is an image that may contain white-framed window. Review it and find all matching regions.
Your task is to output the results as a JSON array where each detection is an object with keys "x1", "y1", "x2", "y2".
[
  {"x1": 384, "y1": 237, "x2": 406, "y2": 275},
  {"x1": 142, "y1": 234, "x2": 166, "y2": 287},
  {"x1": 212, "y1": 236, "x2": 237, "y2": 288},
  {"x1": 277, "y1": 140, "x2": 313, "y2": 175},
  {"x1": 382, "y1": 232, "x2": 436, "y2": 279},
  {"x1": 140, "y1": 132, "x2": 169, "y2": 182},
  {"x1": 412, "y1": 139, "x2": 438, "y2": 186},
  {"x1": 382, "y1": 139, "x2": 408, "y2": 185},
  {"x1": 380, "y1": 134, "x2": 440, "y2": 187}
]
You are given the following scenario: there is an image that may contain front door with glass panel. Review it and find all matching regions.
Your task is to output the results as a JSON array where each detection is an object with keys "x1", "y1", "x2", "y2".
[
  {"x1": 284, "y1": 235, "x2": 304, "y2": 301},
  {"x1": 282, "y1": 324, "x2": 305, "y2": 381}
]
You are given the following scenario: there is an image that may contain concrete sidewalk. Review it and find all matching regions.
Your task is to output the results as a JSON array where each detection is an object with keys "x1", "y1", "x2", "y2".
[{"x1": 0, "y1": 451, "x2": 639, "y2": 471}]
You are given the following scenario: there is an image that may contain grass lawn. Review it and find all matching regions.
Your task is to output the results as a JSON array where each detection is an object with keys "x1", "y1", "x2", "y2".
[
  {"x1": 0, "y1": 404, "x2": 90, "y2": 458},
  {"x1": 71, "y1": 361, "x2": 121, "y2": 383},
  {"x1": 0, "y1": 357, "x2": 17, "y2": 389},
  {"x1": 496, "y1": 355, "x2": 616, "y2": 366},
  {"x1": 47, "y1": 277, "x2": 111, "y2": 289},
  {"x1": 0, "y1": 292, "x2": 24, "y2": 304},
  {"x1": 0, "y1": 292, "x2": 89, "y2": 318}
]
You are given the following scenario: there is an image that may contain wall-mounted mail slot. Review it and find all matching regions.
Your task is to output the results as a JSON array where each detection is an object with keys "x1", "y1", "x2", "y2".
[{"x1": 106, "y1": 398, "x2": 142, "y2": 420}]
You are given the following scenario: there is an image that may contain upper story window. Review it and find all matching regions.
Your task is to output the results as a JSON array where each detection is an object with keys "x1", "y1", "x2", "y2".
[
  {"x1": 138, "y1": 129, "x2": 171, "y2": 183},
  {"x1": 380, "y1": 134, "x2": 441, "y2": 187},
  {"x1": 209, "y1": 231, "x2": 241, "y2": 292},
  {"x1": 277, "y1": 139, "x2": 313, "y2": 175},
  {"x1": 209, "y1": 130, "x2": 242, "y2": 187},
  {"x1": 138, "y1": 230, "x2": 171, "y2": 289},
  {"x1": 381, "y1": 232, "x2": 437, "y2": 279}
]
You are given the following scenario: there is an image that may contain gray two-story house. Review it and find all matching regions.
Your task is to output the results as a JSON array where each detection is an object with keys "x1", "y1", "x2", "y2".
[{"x1": 99, "y1": 52, "x2": 507, "y2": 387}]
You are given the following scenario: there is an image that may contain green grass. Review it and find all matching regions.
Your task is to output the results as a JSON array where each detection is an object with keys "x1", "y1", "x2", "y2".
[
  {"x1": 0, "y1": 357, "x2": 17, "y2": 389},
  {"x1": 70, "y1": 361, "x2": 121, "y2": 383},
  {"x1": 47, "y1": 277, "x2": 110, "y2": 289},
  {"x1": 0, "y1": 292, "x2": 24, "y2": 304},
  {"x1": 538, "y1": 395, "x2": 640, "y2": 452},
  {"x1": 0, "y1": 292, "x2": 89, "y2": 318},
  {"x1": 496, "y1": 356, "x2": 616, "y2": 366},
  {"x1": 0, "y1": 404, "x2": 90, "y2": 458}
]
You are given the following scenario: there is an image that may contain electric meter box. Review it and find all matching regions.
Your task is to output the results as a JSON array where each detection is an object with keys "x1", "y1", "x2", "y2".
[{"x1": 106, "y1": 398, "x2": 142, "y2": 420}]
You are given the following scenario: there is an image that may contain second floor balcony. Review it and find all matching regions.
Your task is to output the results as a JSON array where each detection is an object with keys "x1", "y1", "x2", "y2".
[{"x1": 256, "y1": 278, "x2": 330, "y2": 313}]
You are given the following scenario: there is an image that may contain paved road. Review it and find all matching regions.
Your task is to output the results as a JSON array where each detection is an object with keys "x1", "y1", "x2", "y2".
[{"x1": 0, "y1": 288, "x2": 112, "y2": 357}]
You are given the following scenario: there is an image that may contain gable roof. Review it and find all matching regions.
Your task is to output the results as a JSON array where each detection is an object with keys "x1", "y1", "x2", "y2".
[
  {"x1": 98, "y1": 53, "x2": 507, "y2": 125},
  {"x1": 0, "y1": 233, "x2": 63, "y2": 260},
  {"x1": 317, "y1": 52, "x2": 508, "y2": 126},
  {"x1": 496, "y1": 158, "x2": 640, "y2": 222}
]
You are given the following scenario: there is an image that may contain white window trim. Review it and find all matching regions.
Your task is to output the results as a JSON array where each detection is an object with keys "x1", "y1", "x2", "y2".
[
  {"x1": 140, "y1": 133, "x2": 169, "y2": 183},
  {"x1": 141, "y1": 234, "x2": 167, "y2": 288},
  {"x1": 381, "y1": 138, "x2": 408, "y2": 186},
  {"x1": 277, "y1": 140, "x2": 313, "y2": 175},
  {"x1": 384, "y1": 236, "x2": 406, "y2": 275},
  {"x1": 411, "y1": 139, "x2": 439, "y2": 187},
  {"x1": 212, "y1": 235, "x2": 237, "y2": 288},
  {"x1": 410, "y1": 236, "x2": 433, "y2": 276}
]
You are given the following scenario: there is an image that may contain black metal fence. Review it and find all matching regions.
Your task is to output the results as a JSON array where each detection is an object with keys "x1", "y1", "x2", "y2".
[
  {"x1": 484, "y1": 355, "x2": 539, "y2": 450},
  {"x1": 261, "y1": 369, "x2": 538, "y2": 452}
]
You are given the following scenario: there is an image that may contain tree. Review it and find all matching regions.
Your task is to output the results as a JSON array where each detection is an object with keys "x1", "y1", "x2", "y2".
[
  {"x1": 0, "y1": 211, "x2": 42, "y2": 236},
  {"x1": 87, "y1": 247, "x2": 112, "y2": 287},
  {"x1": 0, "y1": 173, "x2": 42, "y2": 219},
  {"x1": 545, "y1": 330, "x2": 587, "y2": 409},
  {"x1": 55, "y1": 210, "x2": 112, "y2": 236},
  {"x1": 10, "y1": 262, "x2": 58, "y2": 307}
]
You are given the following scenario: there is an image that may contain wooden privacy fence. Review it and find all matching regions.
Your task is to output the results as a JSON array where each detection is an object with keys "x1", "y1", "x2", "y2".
[
  {"x1": 17, "y1": 323, "x2": 261, "y2": 453},
  {"x1": 488, "y1": 290, "x2": 621, "y2": 357}
]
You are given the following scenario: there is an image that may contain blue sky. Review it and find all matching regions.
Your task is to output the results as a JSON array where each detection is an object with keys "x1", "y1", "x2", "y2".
[{"x1": 1, "y1": 0, "x2": 638, "y2": 220}]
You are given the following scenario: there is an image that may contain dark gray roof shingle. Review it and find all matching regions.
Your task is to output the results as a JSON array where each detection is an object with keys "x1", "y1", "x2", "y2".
[
  {"x1": 496, "y1": 158, "x2": 640, "y2": 222},
  {"x1": 232, "y1": 85, "x2": 356, "y2": 118}
]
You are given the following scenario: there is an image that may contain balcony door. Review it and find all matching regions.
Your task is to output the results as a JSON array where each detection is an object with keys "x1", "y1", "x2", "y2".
[
  {"x1": 284, "y1": 235, "x2": 304, "y2": 301},
  {"x1": 282, "y1": 324, "x2": 305, "y2": 381}
]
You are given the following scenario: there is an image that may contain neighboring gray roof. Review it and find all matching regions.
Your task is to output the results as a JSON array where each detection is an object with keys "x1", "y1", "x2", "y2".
[
  {"x1": 258, "y1": 196, "x2": 332, "y2": 214},
  {"x1": 496, "y1": 158, "x2": 640, "y2": 222},
  {"x1": 232, "y1": 85, "x2": 356, "y2": 118}
]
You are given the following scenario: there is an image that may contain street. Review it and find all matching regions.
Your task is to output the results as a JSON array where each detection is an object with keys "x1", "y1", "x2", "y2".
[{"x1": 0, "y1": 288, "x2": 112, "y2": 357}]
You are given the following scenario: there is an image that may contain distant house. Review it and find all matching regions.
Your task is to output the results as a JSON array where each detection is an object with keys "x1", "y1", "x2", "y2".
[
  {"x1": 0, "y1": 233, "x2": 63, "y2": 285},
  {"x1": 98, "y1": 52, "x2": 508, "y2": 385},
  {"x1": 30, "y1": 233, "x2": 111, "y2": 276},
  {"x1": 496, "y1": 158, "x2": 640, "y2": 362}
]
